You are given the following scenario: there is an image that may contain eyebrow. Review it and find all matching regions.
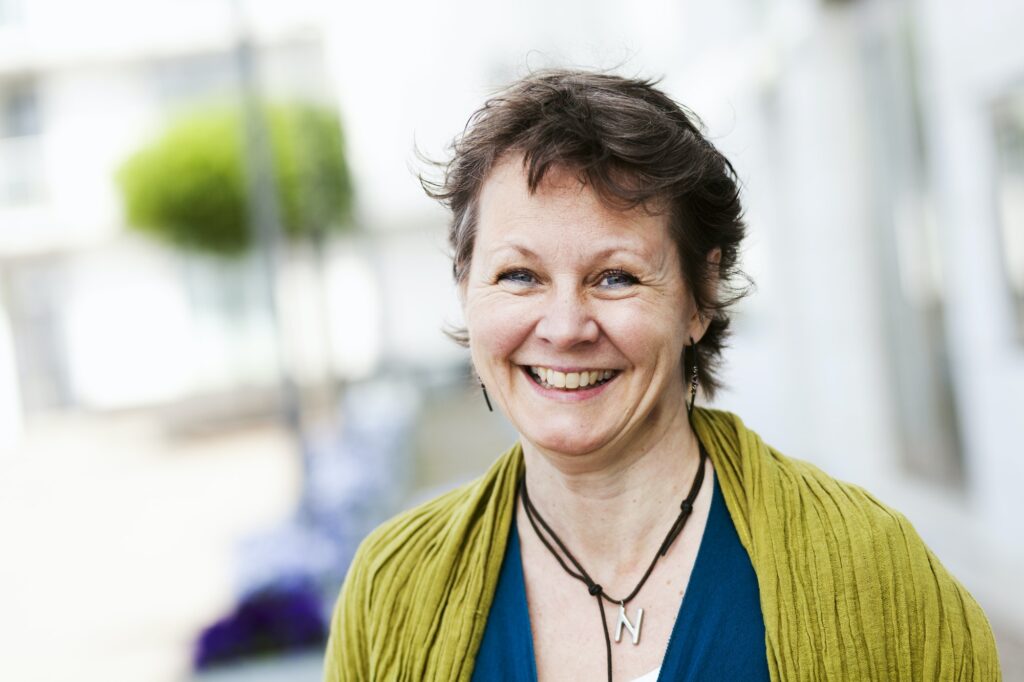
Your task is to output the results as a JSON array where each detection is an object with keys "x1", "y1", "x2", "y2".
[
  {"x1": 492, "y1": 243, "x2": 540, "y2": 259},
  {"x1": 490, "y1": 242, "x2": 648, "y2": 261}
]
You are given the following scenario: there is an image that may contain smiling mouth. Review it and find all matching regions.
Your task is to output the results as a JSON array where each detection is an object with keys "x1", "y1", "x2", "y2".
[{"x1": 523, "y1": 365, "x2": 620, "y2": 391}]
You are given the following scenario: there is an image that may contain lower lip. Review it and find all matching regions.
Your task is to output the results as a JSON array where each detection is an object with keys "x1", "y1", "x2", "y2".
[{"x1": 520, "y1": 366, "x2": 617, "y2": 402}]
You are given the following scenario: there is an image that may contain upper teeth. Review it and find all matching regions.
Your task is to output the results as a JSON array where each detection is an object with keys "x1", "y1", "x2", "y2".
[{"x1": 529, "y1": 366, "x2": 615, "y2": 390}]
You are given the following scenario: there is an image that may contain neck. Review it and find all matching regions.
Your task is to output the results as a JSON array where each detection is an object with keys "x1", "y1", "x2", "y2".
[{"x1": 519, "y1": 403, "x2": 702, "y2": 583}]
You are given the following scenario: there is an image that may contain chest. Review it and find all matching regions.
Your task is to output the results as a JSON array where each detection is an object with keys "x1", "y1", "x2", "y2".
[{"x1": 517, "y1": 502, "x2": 710, "y2": 681}]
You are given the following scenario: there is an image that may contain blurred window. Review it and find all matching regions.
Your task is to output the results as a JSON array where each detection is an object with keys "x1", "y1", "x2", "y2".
[
  {"x1": 3, "y1": 259, "x2": 73, "y2": 412},
  {"x1": 152, "y1": 53, "x2": 237, "y2": 108},
  {"x1": 0, "y1": 0, "x2": 24, "y2": 26},
  {"x1": 861, "y1": 3, "x2": 964, "y2": 489},
  {"x1": 150, "y1": 41, "x2": 329, "y2": 112},
  {"x1": 2, "y1": 84, "x2": 40, "y2": 137},
  {"x1": 993, "y1": 92, "x2": 1024, "y2": 343},
  {"x1": 0, "y1": 82, "x2": 44, "y2": 203}
]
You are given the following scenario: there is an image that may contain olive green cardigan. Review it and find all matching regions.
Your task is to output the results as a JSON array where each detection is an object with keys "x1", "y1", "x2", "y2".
[{"x1": 324, "y1": 408, "x2": 1001, "y2": 680}]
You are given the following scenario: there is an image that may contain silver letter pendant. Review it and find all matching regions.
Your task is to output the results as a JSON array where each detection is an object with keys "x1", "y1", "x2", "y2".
[{"x1": 614, "y1": 602, "x2": 643, "y2": 645}]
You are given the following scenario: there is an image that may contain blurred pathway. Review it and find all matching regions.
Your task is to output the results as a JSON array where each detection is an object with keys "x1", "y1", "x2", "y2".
[
  {"x1": 2, "y1": 405, "x2": 1019, "y2": 680},
  {"x1": 0, "y1": 411, "x2": 301, "y2": 682}
]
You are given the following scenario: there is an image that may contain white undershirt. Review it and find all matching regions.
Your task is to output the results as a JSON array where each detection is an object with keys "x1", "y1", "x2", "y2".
[{"x1": 629, "y1": 667, "x2": 660, "y2": 682}]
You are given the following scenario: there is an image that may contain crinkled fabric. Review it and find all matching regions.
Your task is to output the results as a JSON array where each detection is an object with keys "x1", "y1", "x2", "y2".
[{"x1": 324, "y1": 408, "x2": 1001, "y2": 681}]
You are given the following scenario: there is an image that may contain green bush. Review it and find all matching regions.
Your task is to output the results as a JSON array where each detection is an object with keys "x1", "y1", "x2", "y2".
[{"x1": 118, "y1": 103, "x2": 353, "y2": 256}]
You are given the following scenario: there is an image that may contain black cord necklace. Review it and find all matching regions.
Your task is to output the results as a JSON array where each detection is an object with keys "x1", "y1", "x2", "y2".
[{"x1": 518, "y1": 440, "x2": 708, "y2": 682}]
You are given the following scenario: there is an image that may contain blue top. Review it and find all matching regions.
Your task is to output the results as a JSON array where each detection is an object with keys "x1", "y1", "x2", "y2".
[{"x1": 472, "y1": 472, "x2": 769, "y2": 681}]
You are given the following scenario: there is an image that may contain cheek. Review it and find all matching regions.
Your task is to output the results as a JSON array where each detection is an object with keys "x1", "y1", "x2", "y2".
[
  {"x1": 599, "y1": 302, "x2": 687, "y2": 358},
  {"x1": 465, "y1": 296, "x2": 534, "y2": 368}
]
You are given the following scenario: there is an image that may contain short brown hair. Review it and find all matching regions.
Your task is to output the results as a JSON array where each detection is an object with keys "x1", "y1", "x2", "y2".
[{"x1": 422, "y1": 69, "x2": 750, "y2": 398}]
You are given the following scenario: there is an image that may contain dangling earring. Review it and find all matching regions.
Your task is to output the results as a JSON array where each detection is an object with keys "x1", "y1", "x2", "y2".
[
  {"x1": 686, "y1": 337, "x2": 699, "y2": 416},
  {"x1": 480, "y1": 382, "x2": 494, "y2": 412}
]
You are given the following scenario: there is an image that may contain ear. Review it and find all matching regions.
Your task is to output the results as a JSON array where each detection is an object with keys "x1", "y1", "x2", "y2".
[{"x1": 688, "y1": 247, "x2": 721, "y2": 343}]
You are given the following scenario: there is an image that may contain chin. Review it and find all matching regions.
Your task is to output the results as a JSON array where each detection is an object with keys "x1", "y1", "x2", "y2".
[
  {"x1": 509, "y1": 399, "x2": 622, "y2": 456},
  {"x1": 523, "y1": 426, "x2": 607, "y2": 457}
]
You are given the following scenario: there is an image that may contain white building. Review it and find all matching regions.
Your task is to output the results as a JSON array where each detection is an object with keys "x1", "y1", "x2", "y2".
[
  {"x1": 0, "y1": 0, "x2": 385, "y2": 430},
  {"x1": 0, "y1": 0, "x2": 1021, "y2": 672},
  {"x1": 325, "y1": 0, "x2": 1024, "y2": 664}
]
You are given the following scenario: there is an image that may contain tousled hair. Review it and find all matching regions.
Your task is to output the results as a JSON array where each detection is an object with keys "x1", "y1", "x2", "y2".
[{"x1": 421, "y1": 69, "x2": 751, "y2": 398}]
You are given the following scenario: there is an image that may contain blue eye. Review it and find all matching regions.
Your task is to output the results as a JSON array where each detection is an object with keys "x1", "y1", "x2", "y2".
[
  {"x1": 599, "y1": 270, "x2": 638, "y2": 288},
  {"x1": 497, "y1": 269, "x2": 537, "y2": 285}
]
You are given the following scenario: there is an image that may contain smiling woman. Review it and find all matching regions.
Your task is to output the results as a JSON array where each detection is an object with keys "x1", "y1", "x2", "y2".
[
  {"x1": 323, "y1": 70, "x2": 1000, "y2": 682},
  {"x1": 465, "y1": 158, "x2": 697, "y2": 461}
]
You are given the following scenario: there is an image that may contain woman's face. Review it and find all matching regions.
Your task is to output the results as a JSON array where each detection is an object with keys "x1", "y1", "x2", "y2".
[{"x1": 463, "y1": 156, "x2": 704, "y2": 458}]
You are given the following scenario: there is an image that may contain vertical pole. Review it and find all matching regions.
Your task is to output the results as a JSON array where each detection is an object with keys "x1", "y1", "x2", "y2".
[{"x1": 229, "y1": 0, "x2": 310, "y2": 513}]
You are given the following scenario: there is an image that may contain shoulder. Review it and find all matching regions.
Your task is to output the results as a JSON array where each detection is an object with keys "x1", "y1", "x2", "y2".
[
  {"x1": 770, "y1": 446, "x2": 912, "y2": 537},
  {"x1": 753, "y1": 436, "x2": 999, "y2": 675},
  {"x1": 750, "y1": 432, "x2": 953, "y2": 584},
  {"x1": 325, "y1": 442, "x2": 523, "y2": 681},
  {"x1": 696, "y1": 407, "x2": 936, "y2": 548},
  {"x1": 696, "y1": 408, "x2": 999, "y2": 678},
  {"x1": 780, "y1": 454, "x2": 999, "y2": 676},
  {"x1": 352, "y1": 436, "x2": 522, "y2": 578},
  {"x1": 350, "y1": 478, "x2": 483, "y2": 586},
  {"x1": 324, "y1": 486, "x2": 475, "y2": 681}
]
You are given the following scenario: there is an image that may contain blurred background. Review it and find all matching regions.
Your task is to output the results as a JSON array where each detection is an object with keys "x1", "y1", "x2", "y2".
[{"x1": 1, "y1": 0, "x2": 1022, "y2": 679}]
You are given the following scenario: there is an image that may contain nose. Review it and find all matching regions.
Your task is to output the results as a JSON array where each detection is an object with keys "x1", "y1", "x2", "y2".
[{"x1": 534, "y1": 284, "x2": 600, "y2": 349}]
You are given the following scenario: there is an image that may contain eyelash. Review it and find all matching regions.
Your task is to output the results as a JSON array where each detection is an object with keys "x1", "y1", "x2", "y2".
[
  {"x1": 495, "y1": 269, "x2": 639, "y2": 289},
  {"x1": 495, "y1": 269, "x2": 537, "y2": 285},
  {"x1": 598, "y1": 270, "x2": 639, "y2": 288}
]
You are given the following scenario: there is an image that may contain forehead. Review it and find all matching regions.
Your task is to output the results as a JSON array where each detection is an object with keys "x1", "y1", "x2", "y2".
[{"x1": 475, "y1": 156, "x2": 671, "y2": 259}]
